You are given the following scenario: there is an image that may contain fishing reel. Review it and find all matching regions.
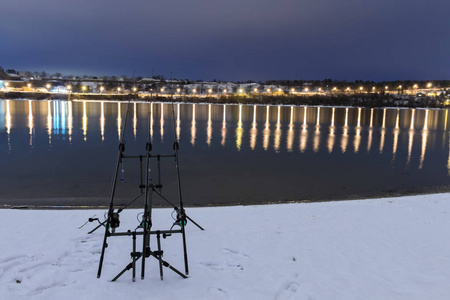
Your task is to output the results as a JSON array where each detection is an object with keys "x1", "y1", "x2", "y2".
[{"x1": 110, "y1": 212, "x2": 120, "y2": 232}]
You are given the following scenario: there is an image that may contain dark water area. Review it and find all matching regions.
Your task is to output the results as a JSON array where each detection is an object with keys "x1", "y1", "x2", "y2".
[{"x1": 1, "y1": 99, "x2": 450, "y2": 207}]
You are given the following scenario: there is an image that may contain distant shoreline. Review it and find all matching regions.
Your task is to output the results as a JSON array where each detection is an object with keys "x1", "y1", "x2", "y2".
[{"x1": 0, "y1": 90, "x2": 446, "y2": 108}]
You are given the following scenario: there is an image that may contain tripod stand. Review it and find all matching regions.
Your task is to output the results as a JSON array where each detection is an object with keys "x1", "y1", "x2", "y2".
[{"x1": 95, "y1": 99, "x2": 203, "y2": 281}]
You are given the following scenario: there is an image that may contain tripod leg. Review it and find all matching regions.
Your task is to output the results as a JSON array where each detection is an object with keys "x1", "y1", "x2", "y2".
[
  {"x1": 150, "y1": 253, "x2": 188, "y2": 279},
  {"x1": 111, "y1": 254, "x2": 142, "y2": 282}
]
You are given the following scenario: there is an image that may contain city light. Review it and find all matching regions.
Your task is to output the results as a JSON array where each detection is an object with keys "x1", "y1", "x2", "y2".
[
  {"x1": 398, "y1": 85, "x2": 402, "y2": 89},
  {"x1": 82, "y1": 86, "x2": 87, "y2": 91},
  {"x1": 413, "y1": 84, "x2": 418, "y2": 89},
  {"x1": 46, "y1": 83, "x2": 51, "y2": 89},
  {"x1": 385, "y1": 86, "x2": 389, "y2": 90},
  {"x1": 291, "y1": 88, "x2": 295, "y2": 92},
  {"x1": 346, "y1": 87, "x2": 350, "y2": 91},
  {"x1": 278, "y1": 88, "x2": 282, "y2": 92},
  {"x1": 359, "y1": 86, "x2": 363, "y2": 91},
  {"x1": 427, "y1": 83, "x2": 432, "y2": 88},
  {"x1": 66, "y1": 85, "x2": 72, "y2": 90},
  {"x1": 161, "y1": 88, "x2": 164, "y2": 92},
  {"x1": 27, "y1": 83, "x2": 32, "y2": 88},
  {"x1": 193, "y1": 89, "x2": 197, "y2": 93},
  {"x1": 100, "y1": 86, "x2": 104, "y2": 92},
  {"x1": 133, "y1": 87, "x2": 137, "y2": 92},
  {"x1": 239, "y1": 89, "x2": 243, "y2": 93},
  {"x1": 372, "y1": 87, "x2": 376, "y2": 91},
  {"x1": 267, "y1": 88, "x2": 271, "y2": 93},
  {"x1": 177, "y1": 88, "x2": 181, "y2": 93},
  {"x1": 208, "y1": 89, "x2": 212, "y2": 93},
  {"x1": 223, "y1": 89, "x2": 227, "y2": 93},
  {"x1": 117, "y1": 87, "x2": 121, "y2": 92},
  {"x1": 254, "y1": 88, "x2": 258, "y2": 92},
  {"x1": 333, "y1": 87, "x2": 337, "y2": 91}
]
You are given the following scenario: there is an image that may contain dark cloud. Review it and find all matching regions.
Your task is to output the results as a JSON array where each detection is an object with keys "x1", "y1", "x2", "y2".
[{"x1": 0, "y1": 0, "x2": 448, "y2": 80}]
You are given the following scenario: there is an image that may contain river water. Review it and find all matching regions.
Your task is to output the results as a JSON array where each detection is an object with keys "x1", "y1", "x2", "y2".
[{"x1": 1, "y1": 99, "x2": 450, "y2": 207}]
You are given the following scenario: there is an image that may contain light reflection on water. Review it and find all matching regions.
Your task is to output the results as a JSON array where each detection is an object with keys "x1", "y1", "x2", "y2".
[{"x1": 1, "y1": 99, "x2": 450, "y2": 206}]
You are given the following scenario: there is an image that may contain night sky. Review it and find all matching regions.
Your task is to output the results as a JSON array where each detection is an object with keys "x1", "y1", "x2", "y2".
[{"x1": 1, "y1": 0, "x2": 449, "y2": 81}]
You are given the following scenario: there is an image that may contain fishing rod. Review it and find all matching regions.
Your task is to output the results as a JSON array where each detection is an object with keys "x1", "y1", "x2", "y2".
[
  {"x1": 97, "y1": 96, "x2": 132, "y2": 278},
  {"x1": 170, "y1": 99, "x2": 189, "y2": 275},
  {"x1": 141, "y1": 110, "x2": 152, "y2": 279}
]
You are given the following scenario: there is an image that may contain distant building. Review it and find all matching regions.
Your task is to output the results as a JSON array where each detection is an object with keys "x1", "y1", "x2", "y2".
[{"x1": 51, "y1": 85, "x2": 69, "y2": 93}]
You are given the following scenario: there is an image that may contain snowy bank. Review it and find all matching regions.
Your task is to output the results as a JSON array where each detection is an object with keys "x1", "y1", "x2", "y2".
[{"x1": 1, "y1": 194, "x2": 450, "y2": 299}]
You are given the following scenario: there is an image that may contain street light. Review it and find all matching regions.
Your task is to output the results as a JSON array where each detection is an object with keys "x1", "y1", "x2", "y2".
[
  {"x1": 67, "y1": 85, "x2": 72, "y2": 91},
  {"x1": 385, "y1": 86, "x2": 389, "y2": 90},
  {"x1": 223, "y1": 89, "x2": 227, "y2": 93},
  {"x1": 27, "y1": 83, "x2": 32, "y2": 88},
  {"x1": 333, "y1": 87, "x2": 337, "y2": 91},
  {"x1": 100, "y1": 86, "x2": 104, "y2": 93},
  {"x1": 413, "y1": 84, "x2": 418, "y2": 89},
  {"x1": 208, "y1": 89, "x2": 212, "y2": 94},
  {"x1": 291, "y1": 88, "x2": 295, "y2": 93},
  {"x1": 267, "y1": 88, "x2": 271, "y2": 93},
  {"x1": 239, "y1": 89, "x2": 243, "y2": 93},
  {"x1": 192, "y1": 89, "x2": 197, "y2": 94},
  {"x1": 427, "y1": 83, "x2": 432, "y2": 88},
  {"x1": 254, "y1": 88, "x2": 258, "y2": 92},
  {"x1": 133, "y1": 87, "x2": 137, "y2": 93},
  {"x1": 359, "y1": 86, "x2": 363, "y2": 91},
  {"x1": 161, "y1": 88, "x2": 164, "y2": 92},
  {"x1": 82, "y1": 86, "x2": 87, "y2": 92},
  {"x1": 117, "y1": 87, "x2": 121, "y2": 93},
  {"x1": 177, "y1": 88, "x2": 181, "y2": 93},
  {"x1": 305, "y1": 88, "x2": 309, "y2": 92},
  {"x1": 46, "y1": 83, "x2": 51, "y2": 90}
]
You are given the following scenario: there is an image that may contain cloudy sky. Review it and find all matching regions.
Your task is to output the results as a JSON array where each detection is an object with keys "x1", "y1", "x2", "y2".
[{"x1": 0, "y1": 0, "x2": 448, "y2": 81}]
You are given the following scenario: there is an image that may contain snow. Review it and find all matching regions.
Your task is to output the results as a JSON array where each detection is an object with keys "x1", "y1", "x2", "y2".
[{"x1": 1, "y1": 193, "x2": 450, "y2": 299}]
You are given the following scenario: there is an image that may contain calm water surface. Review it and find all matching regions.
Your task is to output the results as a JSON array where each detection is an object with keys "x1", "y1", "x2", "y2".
[{"x1": 1, "y1": 99, "x2": 450, "y2": 207}]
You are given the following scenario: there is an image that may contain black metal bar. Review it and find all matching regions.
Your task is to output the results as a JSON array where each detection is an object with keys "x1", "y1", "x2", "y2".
[
  {"x1": 109, "y1": 229, "x2": 182, "y2": 237},
  {"x1": 139, "y1": 156, "x2": 144, "y2": 193},
  {"x1": 132, "y1": 231, "x2": 136, "y2": 282},
  {"x1": 98, "y1": 100, "x2": 132, "y2": 279},
  {"x1": 157, "y1": 231, "x2": 164, "y2": 280},
  {"x1": 157, "y1": 155, "x2": 162, "y2": 193},
  {"x1": 122, "y1": 154, "x2": 175, "y2": 159}
]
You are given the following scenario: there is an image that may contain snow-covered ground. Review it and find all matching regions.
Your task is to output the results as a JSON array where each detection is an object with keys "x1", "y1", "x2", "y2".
[{"x1": 1, "y1": 193, "x2": 450, "y2": 299}]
